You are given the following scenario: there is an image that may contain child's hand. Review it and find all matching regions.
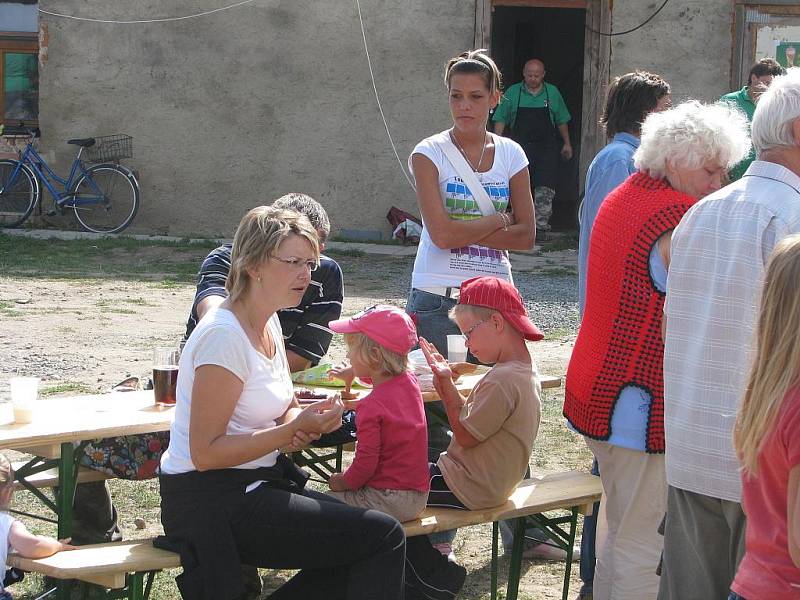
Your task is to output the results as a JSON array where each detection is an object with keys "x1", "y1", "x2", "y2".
[
  {"x1": 328, "y1": 472, "x2": 349, "y2": 492},
  {"x1": 57, "y1": 538, "x2": 77, "y2": 552},
  {"x1": 420, "y1": 337, "x2": 453, "y2": 378},
  {"x1": 329, "y1": 363, "x2": 355, "y2": 392}
]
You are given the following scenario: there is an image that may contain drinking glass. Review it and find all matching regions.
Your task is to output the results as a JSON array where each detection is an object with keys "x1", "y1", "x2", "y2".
[
  {"x1": 9, "y1": 376, "x2": 39, "y2": 424},
  {"x1": 153, "y1": 348, "x2": 180, "y2": 407},
  {"x1": 447, "y1": 335, "x2": 468, "y2": 363}
]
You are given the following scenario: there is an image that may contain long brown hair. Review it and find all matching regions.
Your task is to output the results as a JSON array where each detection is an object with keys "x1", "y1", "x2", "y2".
[{"x1": 735, "y1": 234, "x2": 800, "y2": 475}]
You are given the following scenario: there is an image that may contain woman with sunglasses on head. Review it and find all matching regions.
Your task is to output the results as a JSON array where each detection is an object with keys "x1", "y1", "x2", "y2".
[{"x1": 158, "y1": 206, "x2": 406, "y2": 600}]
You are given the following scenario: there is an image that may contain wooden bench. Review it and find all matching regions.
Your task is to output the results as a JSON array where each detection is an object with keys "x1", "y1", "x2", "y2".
[{"x1": 8, "y1": 471, "x2": 601, "y2": 600}]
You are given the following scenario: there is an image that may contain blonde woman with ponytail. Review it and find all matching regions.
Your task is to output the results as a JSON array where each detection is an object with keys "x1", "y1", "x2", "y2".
[{"x1": 730, "y1": 233, "x2": 800, "y2": 600}]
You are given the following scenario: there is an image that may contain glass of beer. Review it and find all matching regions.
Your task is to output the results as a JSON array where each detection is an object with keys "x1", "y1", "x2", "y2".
[{"x1": 153, "y1": 347, "x2": 180, "y2": 407}]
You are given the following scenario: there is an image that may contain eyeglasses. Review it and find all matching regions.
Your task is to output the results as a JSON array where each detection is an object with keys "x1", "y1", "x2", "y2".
[
  {"x1": 462, "y1": 318, "x2": 489, "y2": 341},
  {"x1": 271, "y1": 256, "x2": 319, "y2": 272}
]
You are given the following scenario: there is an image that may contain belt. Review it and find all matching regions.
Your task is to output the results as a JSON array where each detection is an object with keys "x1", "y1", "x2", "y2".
[{"x1": 417, "y1": 286, "x2": 459, "y2": 299}]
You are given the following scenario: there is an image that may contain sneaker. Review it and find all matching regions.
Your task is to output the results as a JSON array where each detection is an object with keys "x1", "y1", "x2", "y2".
[
  {"x1": 522, "y1": 543, "x2": 581, "y2": 561},
  {"x1": 405, "y1": 559, "x2": 467, "y2": 600},
  {"x1": 432, "y1": 542, "x2": 456, "y2": 563}
]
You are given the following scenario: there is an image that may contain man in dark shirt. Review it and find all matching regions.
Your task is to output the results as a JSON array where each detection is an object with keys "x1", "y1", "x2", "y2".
[{"x1": 184, "y1": 193, "x2": 344, "y2": 372}]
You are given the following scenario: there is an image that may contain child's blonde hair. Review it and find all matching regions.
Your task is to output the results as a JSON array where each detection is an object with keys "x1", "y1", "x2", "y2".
[
  {"x1": 344, "y1": 332, "x2": 407, "y2": 377},
  {"x1": 449, "y1": 304, "x2": 497, "y2": 322},
  {"x1": 0, "y1": 454, "x2": 14, "y2": 509},
  {"x1": 735, "y1": 234, "x2": 800, "y2": 475}
]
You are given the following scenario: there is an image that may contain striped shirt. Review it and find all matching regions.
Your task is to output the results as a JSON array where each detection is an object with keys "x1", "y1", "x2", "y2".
[
  {"x1": 664, "y1": 161, "x2": 800, "y2": 502},
  {"x1": 183, "y1": 244, "x2": 343, "y2": 365}
]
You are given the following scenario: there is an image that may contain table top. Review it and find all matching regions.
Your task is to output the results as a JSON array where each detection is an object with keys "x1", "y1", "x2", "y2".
[{"x1": 0, "y1": 391, "x2": 172, "y2": 452}]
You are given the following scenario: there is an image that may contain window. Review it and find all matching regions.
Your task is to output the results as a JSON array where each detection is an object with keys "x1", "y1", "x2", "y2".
[
  {"x1": 0, "y1": 34, "x2": 39, "y2": 128},
  {"x1": 733, "y1": 2, "x2": 800, "y2": 88}
]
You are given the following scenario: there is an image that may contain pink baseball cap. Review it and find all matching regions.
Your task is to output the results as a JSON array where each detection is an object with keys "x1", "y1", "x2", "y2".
[
  {"x1": 458, "y1": 276, "x2": 544, "y2": 341},
  {"x1": 328, "y1": 304, "x2": 418, "y2": 354}
]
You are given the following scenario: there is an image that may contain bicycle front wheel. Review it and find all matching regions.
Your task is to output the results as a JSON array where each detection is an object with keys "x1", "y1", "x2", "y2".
[
  {"x1": 0, "y1": 159, "x2": 39, "y2": 228},
  {"x1": 70, "y1": 163, "x2": 139, "y2": 233}
]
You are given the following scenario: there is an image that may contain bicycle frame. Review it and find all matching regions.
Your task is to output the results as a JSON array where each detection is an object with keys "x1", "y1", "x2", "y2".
[{"x1": 15, "y1": 142, "x2": 101, "y2": 209}]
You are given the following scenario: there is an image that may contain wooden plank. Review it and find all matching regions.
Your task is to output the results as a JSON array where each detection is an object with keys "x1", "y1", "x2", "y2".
[
  {"x1": 0, "y1": 391, "x2": 172, "y2": 451},
  {"x1": 7, "y1": 540, "x2": 181, "y2": 587},
  {"x1": 11, "y1": 462, "x2": 112, "y2": 490},
  {"x1": 403, "y1": 471, "x2": 602, "y2": 536}
]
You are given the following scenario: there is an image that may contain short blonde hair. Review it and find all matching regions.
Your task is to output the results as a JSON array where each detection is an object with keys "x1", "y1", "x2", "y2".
[
  {"x1": 344, "y1": 332, "x2": 407, "y2": 377},
  {"x1": 226, "y1": 206, "x2": 319, "y2": 303},
  {"x1": 449, "y1": 304, "x2": 497, "y2": 322}
]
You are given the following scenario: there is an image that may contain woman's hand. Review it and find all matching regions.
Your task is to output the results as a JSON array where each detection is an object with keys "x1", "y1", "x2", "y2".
[
  {"x1": 292, "y1": 397, "x2": 344, "y2": 436},
  {"x1": 328, "y1": 472, "x2": 350, "y2": 492},
  {"x1": 280, "y1": 429, "x2": 321, "y2": 453}
]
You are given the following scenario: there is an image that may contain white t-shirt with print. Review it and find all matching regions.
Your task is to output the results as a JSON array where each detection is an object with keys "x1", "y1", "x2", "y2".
[
  {"x1": 160, "y1": 308, "x2": 294, "y2": 474},
  {"x1": 409, "y1": 130, "x2": 529, "y2": 290},
  {"x1": 0, "y1": 511, "x2": 15, "y2": 591}
]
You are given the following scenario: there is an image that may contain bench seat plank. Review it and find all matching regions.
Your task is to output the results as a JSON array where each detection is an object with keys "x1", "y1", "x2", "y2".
[
  {"x1": 12, "y1": 462, "x2": 112, "y2": 491},
  {"x1": 403, "y1": 471, "x2": 600, "y2": 536}
]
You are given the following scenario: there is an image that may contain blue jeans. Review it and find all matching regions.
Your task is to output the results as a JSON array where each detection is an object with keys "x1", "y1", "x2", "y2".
[
  {"x1": 579, "y1": 458, "x2": 600, "y2": 593},
  {"x1": 728, "y1": 593, "x2": 747, "y2": 600}
]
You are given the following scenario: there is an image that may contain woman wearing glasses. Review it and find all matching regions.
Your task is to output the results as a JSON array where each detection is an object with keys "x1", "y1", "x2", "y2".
[{"x1": 158, "y1": 206, "x2": 406, "y2": 600}]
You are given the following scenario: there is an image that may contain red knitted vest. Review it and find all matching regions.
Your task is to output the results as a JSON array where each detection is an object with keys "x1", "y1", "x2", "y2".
[{"x1": 563, "y1": 172, "x2": 697, "y2": 453}]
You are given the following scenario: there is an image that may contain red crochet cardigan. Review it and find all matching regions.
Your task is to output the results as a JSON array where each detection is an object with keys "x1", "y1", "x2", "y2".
[{"x1": 563, "y1": 172, "x2": 698, "y2": 453}]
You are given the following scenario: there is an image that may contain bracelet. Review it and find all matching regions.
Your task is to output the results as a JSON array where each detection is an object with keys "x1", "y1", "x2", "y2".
[{"x1": 498, "y1": 212, "x2": 510, "y2": 231}]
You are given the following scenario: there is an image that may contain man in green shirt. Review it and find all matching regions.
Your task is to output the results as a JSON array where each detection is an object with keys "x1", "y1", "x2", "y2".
[
  {"x1": 493, "y1": 58, "x2": 572, "y2": 232},
  {"x1": 720, "y1": 58, "x2": 784, "y2": 181}
]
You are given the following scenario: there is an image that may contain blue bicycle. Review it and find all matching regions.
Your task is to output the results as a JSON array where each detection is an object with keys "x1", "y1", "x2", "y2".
[{"x1": 0, "y1": 133, "x2": 140, "y2": 233}]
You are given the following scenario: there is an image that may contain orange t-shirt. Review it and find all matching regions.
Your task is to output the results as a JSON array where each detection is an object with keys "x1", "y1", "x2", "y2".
[{"x1": 438, "y1": 361, "x2": 541, "y2": 510}]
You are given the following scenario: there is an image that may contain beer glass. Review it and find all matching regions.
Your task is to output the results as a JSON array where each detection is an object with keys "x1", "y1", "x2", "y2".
[{"x1": 153, "y1": 347, "x2": 180, "y2": 406}]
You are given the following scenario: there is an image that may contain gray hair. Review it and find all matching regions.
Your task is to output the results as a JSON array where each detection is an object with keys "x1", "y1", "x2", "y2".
[
  {"x1": 751, "y1": 67, "x2": 800, "y2": 154},
  {"x1": 633, "y1": 100, "x2": 751, "y2": 179},
  {"x1": 272, "y1": 193, "x2": 331, "y2": 242}
]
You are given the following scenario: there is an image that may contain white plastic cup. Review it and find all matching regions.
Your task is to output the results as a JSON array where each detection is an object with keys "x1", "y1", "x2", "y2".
[
  {"x1": 447, "y1": 335, "x2": 468, "y2": 363},
  {"x1": 9, "y1": 377, "x2": 39, "y2": 424}
]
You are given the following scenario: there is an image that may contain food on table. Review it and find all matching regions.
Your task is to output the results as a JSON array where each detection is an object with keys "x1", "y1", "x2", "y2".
[
  {"x1": 295, "y1": 388, "x2": 328, "y2": 400},
  {"x1": 449, "y1": 362, "x2": 478, "y2": 376},
  {"x1": 340, "y1": 390, "x2": 359, "y2": 400}
]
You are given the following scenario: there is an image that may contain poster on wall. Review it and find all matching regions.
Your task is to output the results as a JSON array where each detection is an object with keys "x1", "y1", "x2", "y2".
[{"x1": 777, "y1": 43, "x2": 800, "y2": 68}]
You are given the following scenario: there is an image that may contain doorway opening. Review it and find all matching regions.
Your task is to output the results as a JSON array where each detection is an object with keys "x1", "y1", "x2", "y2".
[{"x1": 491, "y1": 4, "x2": 586, "y2": 230}]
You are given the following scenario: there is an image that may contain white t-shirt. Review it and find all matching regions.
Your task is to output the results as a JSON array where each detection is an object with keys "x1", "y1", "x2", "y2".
[
  {"x1": 409, "y1": 130, "x2": 528, "y2": 289},
  {"x1": 160, "y1": 308, "x2": 294, "y2": 474},
  {"x1": 0, "y1": 512, "x2": 15, "y2": 590}
]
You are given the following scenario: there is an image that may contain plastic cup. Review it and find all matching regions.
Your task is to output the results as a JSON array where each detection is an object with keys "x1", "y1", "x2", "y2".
[
  {"x1": 447, "y1": 335, "x2": 468, "y2": 363},
  {"x1": 153, "y1": 348, "x2": 180, "y2": 407},
  {"x1": 9, "y1": 377, "x2": 39, "y2": 424}
]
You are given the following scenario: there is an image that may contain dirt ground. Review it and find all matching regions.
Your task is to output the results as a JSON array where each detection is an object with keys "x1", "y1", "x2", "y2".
[{"x1": 0, "y1": 246, "x2": 587, "y2": 600}]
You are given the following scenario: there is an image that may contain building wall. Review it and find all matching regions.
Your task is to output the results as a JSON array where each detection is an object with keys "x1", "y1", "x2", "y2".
[
  {"x1": 38, "y1": 0, "x2": 474, "y2": 237},
  {"x1": 609, "y1": 0, "x2": 733, "y2": 102}
]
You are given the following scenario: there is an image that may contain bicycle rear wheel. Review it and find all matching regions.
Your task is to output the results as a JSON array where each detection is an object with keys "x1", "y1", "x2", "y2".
[
  {"x1": 0, "y1": 159, "x2": 39, "y2": 228},
  {"x1": 70, "y1": 163, "x2": 139, "y2": 233}
]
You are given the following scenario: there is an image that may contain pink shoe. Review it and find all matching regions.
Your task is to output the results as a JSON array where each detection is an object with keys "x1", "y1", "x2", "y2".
[
  {"x1": 522, "y1": 543, "x2": 581, "y2": 561},
  {"x1": 432, "y1": 542, "x2": 457, "y2": 563}
]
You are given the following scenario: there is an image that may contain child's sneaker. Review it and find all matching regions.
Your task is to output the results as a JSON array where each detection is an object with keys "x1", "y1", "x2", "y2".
[
  {"x1": 432, "y1": 542, "x2": 456, "y2": 563},
  {"x1": 406, "y1": 537, "x2": 467, "y2": 599}
]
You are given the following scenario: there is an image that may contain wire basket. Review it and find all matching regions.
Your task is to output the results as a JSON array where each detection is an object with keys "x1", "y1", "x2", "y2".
[{"x1": 83, "y1": 134, "x2": 133, "y2": 163}]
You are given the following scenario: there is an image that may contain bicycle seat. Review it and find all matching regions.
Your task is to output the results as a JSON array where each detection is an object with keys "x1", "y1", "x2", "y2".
[{"x1": 67, "y1": 137, "x2": 96, "y2": 148}]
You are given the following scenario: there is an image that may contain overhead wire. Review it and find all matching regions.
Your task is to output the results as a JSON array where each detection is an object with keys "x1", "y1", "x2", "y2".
[
  {"x1": 354, "y1": 0, "x2": 416, "y2": 191},
  {"x1": 38, "y1": 0, "x2": 257, "y2": 24},
  {"x1": 585, "y1": 0, "x2": 670, "y2": 37}
]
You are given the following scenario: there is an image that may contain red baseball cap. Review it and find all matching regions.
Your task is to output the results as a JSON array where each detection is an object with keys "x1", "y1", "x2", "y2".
[
  {"x1": 328, "y1": 304, "x2": 418, "y2": 354},
  {"x1": 458, "y1": 276, "x2": 544, "y2": 341}
]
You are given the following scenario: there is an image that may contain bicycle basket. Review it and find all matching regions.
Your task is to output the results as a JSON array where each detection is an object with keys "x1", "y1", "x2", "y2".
[{"x1": 83, "y1": 134, "x2": 133, "y2": 163}]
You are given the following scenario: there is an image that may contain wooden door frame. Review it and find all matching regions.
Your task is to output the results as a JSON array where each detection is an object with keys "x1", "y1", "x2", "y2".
[
  {"x1": 732, "y1": 1, "x2": 800, "y2": 88},
  {"x1": 474, "y1": 0, "x2": 611, "y2": 191}
]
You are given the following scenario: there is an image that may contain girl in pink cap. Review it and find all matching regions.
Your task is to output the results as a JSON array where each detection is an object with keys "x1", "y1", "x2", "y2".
[{"x1": 327, "y1": 305, "x2": 430, "y2": 522}]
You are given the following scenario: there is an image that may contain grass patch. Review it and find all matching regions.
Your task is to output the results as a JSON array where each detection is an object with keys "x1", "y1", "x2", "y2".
[
  {"x1": 327, "y1": 247, "x2": 366, "y2": 258},
  {"x1": 330, "y1": 235, "x2": 406, "y2": 246},
  {"x1": 540, "y1": 232, "x2": 578, "y2": 253},
  {"x1": 39, "y1": 381, "x2": 95, "y2": 396},
  {"x1": 540, "y1": 267, "x2": 577, "y2": 277},
  {"x1": 0, "y1": 233, "x2": 218, "y2": 282}
]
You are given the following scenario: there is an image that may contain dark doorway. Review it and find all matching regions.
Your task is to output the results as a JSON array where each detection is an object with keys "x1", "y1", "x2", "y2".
[{"x1": 491, "y1": 5, "x2": 586, "y2": 230}]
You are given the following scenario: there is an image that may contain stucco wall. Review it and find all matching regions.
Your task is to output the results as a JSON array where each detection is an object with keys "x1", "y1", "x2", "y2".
[
  {"x1": 609, "y1": 0, "x2": 733, "y2": 102},
  {"x1": 38, "y1": 0, "x2": 474, "y2": 237}
]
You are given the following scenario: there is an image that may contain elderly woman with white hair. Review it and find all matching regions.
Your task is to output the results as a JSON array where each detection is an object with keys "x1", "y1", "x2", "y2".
[{"x1": 562, "y1": 100, "x2": 750, "y2": 600}]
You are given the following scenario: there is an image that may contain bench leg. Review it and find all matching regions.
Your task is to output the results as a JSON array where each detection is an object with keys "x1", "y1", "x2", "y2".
[
  {"x1": 127, "y1": 572, "x2": 144, "y2": 600},
  {"x1": 561, "y1": 508, "x2": 579, "y2": 600},
  {"x1": 491, "y1": 521, "x2": 499, "y2": 600},
  {"x1": 505, "y1": 516, "x2": 527, "y2": 600}
]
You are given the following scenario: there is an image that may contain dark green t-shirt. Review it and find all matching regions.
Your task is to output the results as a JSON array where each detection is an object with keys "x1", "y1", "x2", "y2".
[
  {"x1": 720, "y1": 86, "x2": 756, "y2": 181},
  {"x1": 492, "y1": 81, "x2": 571, "y2": 129}
]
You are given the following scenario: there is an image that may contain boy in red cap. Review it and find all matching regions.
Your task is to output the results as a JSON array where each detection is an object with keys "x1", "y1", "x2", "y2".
[
  {"x1": 420, "y1": 275, "x2": 543, "y2": 526},
  {"x1": 325, "y1": 305, "x2": 430, "y2": 522}
]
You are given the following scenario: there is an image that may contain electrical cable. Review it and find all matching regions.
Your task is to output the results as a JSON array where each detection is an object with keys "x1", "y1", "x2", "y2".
[
  {"x1": 39, "y1": 0, "x2": 257, "y2": 24},
  {"x1": 354, "y1": 0, "x2": 416, "y2": 191},
  {"x1": 585, "y1": 0, "x2": 670, "y2": 37}
]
